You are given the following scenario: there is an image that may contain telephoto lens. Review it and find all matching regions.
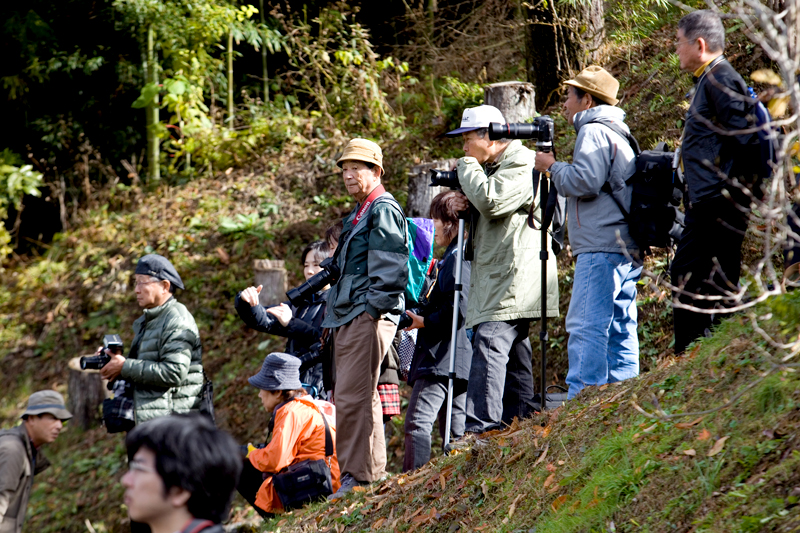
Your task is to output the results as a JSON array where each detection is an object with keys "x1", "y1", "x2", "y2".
[
  {"x1": 286, "y1": 257, "x2": 340, "y2": 306},
  {"x1": 429, "y1": 169, "x2": 460, "y2": 189}
]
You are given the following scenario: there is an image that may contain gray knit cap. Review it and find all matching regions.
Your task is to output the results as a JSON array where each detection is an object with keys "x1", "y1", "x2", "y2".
[{"x1": 248, "y1": 352, "x2": 302, "y2": 391}]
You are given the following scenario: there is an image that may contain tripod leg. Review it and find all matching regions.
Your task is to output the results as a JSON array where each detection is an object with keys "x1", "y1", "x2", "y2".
[{"x1": 444, "y1": 218, "x2": 465, "y2": 451}]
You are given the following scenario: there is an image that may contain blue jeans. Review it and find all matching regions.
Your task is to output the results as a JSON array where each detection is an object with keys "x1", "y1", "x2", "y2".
[{"x1": 565, "y1": 252, "x2": 642, "y2": 399}]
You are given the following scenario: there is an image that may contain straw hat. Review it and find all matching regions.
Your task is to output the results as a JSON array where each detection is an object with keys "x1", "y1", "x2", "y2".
[
  {"x1": 336, "y1": 138, "x2": 384, "y2": 176},
  {"x1": 563, "y1": 66, "x2": 620, "y2": 106}
]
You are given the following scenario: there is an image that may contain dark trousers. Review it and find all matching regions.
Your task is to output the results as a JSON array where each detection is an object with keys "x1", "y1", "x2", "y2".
[
  {"x1": 671, "y1": 196, "x2": 749, "y2": 354},
  {"x1": 465, "y1": 319, "x2": 535, "y2": 433},
  {"x1": 236, "y1": 458, "x2": 274, "y2": 519}
]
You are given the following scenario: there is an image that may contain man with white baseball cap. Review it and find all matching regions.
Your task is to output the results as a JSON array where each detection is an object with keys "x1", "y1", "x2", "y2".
[
  {"x1": 446, "y1": 105, "x2": 559, "y2": 434},
  {"x1": 0, "y1": 390, "x2": 72, "y2": 533}
]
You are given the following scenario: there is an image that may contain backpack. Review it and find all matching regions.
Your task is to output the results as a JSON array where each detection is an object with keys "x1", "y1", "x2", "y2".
[
  {"x1": 747, "y1": 86, "x2": 779, "y2": 181},
  {"x1": 405, "y1": 217, "x2": 436, "y2": 305},
  {"x1": 588, "y1": 118, "x2": 686, "y2": 256},
  {"x1": 366, "y1": 196, "x2": 435, "y2": 306}
]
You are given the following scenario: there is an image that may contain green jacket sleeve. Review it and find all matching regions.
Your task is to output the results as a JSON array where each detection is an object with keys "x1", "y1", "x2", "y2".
[
  {"x1": 122, "y1": 324, "x2": 193, "y2": 388},
  {"x1": 457, "y1": 154, "x2": 534, "y2": 220},
  {"x1": 366, "y1": 202, "x2": 409, "y2": 316}
]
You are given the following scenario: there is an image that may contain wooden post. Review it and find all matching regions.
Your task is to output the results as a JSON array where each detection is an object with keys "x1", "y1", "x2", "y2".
[
  {"x1": 67, "y1": 358, "x2": 108, "y2": 431},
  {"x1": 484, "y1": 81, "x2": 537, "y2": 123},
  {"x1": 253, "y1": 259, "x2": 287, "y2": 307},
  {"x1": 406, "y1": 158, "x2": 458, "y2": 218}
]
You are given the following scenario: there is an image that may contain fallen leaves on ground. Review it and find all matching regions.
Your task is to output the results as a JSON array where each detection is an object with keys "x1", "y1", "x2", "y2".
[{"x1": 707, "y1": 436, "x2": 730, "y2": 456}]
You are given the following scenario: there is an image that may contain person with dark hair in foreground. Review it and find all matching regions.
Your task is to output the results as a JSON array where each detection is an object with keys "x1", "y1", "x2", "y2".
[
  {"x1": 122, "y1": 414, "x2": 242, "y2": 533},
  {"x1": 237, "y1": 352, "x2": 340, "y2": 516}
]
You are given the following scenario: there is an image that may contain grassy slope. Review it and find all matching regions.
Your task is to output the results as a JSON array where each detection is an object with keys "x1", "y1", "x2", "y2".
[
  {"x1": 0, "y1": 10, "x2": 791, "y2": 533},
  {"x1": 275, "y1": 293, "x2": 800, "y2": 533}
]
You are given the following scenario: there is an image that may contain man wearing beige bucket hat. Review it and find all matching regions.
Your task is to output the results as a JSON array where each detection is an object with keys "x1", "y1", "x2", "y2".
[
  {"x1": 534, "y1": 65, "x2": 642, "y2": 400},
  {"x1": 0, "y1": 390, "x2": 72, "y2": 533},
  {"x1": 322, "y1": 138, "x2": 408, "y2": 498}
]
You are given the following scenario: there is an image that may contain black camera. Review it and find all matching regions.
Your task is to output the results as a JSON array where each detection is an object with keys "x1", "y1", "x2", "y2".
[
  {"x1": 488, "y1": 116, "x2": 555, "y2": 152},
  {"x1": 80, "y1": 334, "x2": 124, "y2": 370},
  {"x1": 286, "y1": 257, "x2": 341, "y2": 306},
  {"x1": 429, "y1": 169, "x2": 460, "y2": 189}
]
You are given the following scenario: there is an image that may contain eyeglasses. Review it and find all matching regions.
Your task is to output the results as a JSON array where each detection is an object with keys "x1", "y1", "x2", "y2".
[
  {"x1": 127, "y1": 459, "x2": 157, "y2": 474},
  {"x1": 675, "y1": 38, "x2": 697, "y2": 49},
  {"x1": 134, "y1": 279, "x2": 160, "y2": 288}
]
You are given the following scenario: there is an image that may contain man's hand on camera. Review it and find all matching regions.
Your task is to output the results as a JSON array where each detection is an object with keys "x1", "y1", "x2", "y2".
[
  {"x1": 534, "y1": 151, "x2": 556, "y2": 173},
  {"x1": 240, "y1": 285, "x2": 263, "y2": 307},
  {"x1": 100, "y1": 353, "x2": 125, "y2": 381},
  {"x1": 403, "y1": 310, "x2": 425, "y2": 331},
  {"x1": 451, "y1": 192, "x2": 471, "y2": 213},
  {"x1": 267, "y1": 303, "x2": 292, "y2": 327}
]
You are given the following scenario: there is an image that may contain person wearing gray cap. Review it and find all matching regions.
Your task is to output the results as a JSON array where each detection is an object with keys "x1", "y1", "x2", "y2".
[
  {"x1": 0, "y1": 390, "x2": 72, "y2": 533},
  {"x1": 236, "y1": 353, "x2": 340, "y2": 516},
  {"x1": 98, "y1": 253, "x2": 205, "y2": 423}
]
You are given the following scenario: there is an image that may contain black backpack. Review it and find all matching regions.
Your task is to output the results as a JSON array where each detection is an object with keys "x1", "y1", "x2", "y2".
[{"x1": 589, "y1": 118, "x2": 685, "y2": 256}]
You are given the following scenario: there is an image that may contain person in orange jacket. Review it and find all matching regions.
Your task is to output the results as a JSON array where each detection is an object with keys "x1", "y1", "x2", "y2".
[{"x1": 236, "y1": 352, "x2": 341, "y2": 517}]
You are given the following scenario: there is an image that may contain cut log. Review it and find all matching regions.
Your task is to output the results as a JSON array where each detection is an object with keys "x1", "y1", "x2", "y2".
[
  {"x1": 67, "y1": 357, "x2": 108, "y2": 430},
  {"x1": 484, "y1": 82, "x2": 537, "y2": 124},
  {"x1": 253, "y1": 259, "x2": 287, "y2": 307},
  {"x1": 406, "y1": 159, "x2": 459, "y2": 218}
]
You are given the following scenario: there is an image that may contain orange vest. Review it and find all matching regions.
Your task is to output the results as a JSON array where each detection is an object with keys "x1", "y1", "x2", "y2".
[{"x1": 248, "y1": 397, "x2": 341, "y2": 513}]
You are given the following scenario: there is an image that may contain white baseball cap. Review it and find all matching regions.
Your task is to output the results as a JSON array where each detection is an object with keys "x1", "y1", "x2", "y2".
[{"x1": 445, "y1": 105, "x2": 506, "y2": 136}]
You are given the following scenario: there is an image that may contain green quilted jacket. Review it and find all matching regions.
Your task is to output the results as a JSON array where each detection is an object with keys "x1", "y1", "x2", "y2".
[{"x1": 120, "y1": 297, "x2": 204, "y2": 423}]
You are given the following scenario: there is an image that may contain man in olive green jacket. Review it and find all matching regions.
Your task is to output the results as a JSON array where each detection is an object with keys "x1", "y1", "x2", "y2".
[
  {"x1": 447, "y1": 105, "x2": 559, "y2": 433},
  {"x1": 100, "y1": 254, "x2": 204, "y2": 423}
]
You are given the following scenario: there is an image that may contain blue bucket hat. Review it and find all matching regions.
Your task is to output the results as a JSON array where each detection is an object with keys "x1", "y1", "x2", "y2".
[{"x1": 248, "y1": 352, "x2": 302, "y2": 391}]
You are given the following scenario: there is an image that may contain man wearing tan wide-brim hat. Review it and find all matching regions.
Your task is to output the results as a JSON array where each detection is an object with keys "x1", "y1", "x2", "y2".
[
  {"x1": 534, "y1": 65, "x2": 643, "y2": 401},
  {"x1": 323, "y1": 137, "x2": 408, "y2": 499}
]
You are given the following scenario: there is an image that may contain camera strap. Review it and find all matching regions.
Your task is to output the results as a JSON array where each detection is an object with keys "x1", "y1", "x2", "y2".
[{"x1": 352, "y1": 184, "x2": 386, "y2": 226}]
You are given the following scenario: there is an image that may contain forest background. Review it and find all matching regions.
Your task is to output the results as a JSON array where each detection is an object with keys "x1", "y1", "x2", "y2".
[{"x1": 2, "y1": 0, "x2": 799, "y2": 531}]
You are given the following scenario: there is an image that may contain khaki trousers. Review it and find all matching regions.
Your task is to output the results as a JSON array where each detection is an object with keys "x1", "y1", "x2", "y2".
[{"x1": 333, "y1": 312, "x2": 396, "y2": 482}]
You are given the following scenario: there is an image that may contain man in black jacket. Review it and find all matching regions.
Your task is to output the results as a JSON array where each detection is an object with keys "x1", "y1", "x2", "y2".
[
  {"x1": 121, "y1": 415, "x2": 241, "y2": 533},
  {"x1": 671, "y1": 10, "x2": 761, "y2": 354}
]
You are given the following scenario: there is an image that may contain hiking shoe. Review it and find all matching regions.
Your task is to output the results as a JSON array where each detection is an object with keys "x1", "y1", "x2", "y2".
[{"x1": 327, "y1": 473, "x2": 368, "y2": 500}]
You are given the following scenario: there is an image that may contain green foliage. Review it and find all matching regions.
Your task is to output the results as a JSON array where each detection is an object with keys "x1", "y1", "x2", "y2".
[
  {"x1": 0, "y1": 149, "x2": 43, "y2": 259},
  {"x1": 276, "y1": 2, "x2": 408, "y2": 135},
  {"x1": 607, "y1": 0, "x2": 673, "y2": 48}
]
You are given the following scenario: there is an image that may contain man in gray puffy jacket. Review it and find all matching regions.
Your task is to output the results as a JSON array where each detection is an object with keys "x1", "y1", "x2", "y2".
[
  {"x1": 100, "y1": 254, "x2": 204, "y2": 423},
  {"x1": 535, "y1": 66, "x2": 642, "y2": 400}
]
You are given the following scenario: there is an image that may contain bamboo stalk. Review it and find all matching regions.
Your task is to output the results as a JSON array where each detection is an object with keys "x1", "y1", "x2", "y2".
[{"x1": 146, "y1": 23, "x2": 160, "y2": 181}]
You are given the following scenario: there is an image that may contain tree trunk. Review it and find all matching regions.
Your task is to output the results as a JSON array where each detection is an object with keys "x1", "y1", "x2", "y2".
[
  {"x1": 406, "y1": 159, "x2": 458, "y2": 218},
  {"x1": 525, "y1": 0, "x2": 604, "y2": 110},
  {"x1": 253, "y1": 259, "x2": 287, "y2": 307},
  {"x1": 259, "y1": 0, "x2": 269, "y2": 101},
  {"x1": 67, "y1": 358, "x2": 108, "y2": 431},
  {"x1": 484, "y1": 82, "x2": 537, "y2": 123},
  {"x1": 227, "y1": 30, "x2": 235, "y2": 130},
  {"x1": 145, "y1": 23, "x2": 160, "y2": 181}
]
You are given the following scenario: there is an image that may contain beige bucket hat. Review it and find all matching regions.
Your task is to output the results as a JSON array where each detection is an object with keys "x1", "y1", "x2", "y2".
[
  {"x1": 563, "y1": 65, "x2": 620, "y2": 106},
  {"x1": 21, "y1": 390, "x2": 73, "y2": 420},
  {"x1": 336, "y1": 138, "x2": 384, "y2": 176}
]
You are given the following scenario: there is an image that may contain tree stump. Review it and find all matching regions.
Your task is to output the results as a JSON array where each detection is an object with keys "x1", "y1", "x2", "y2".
[
  {"x1": 67, "y1": 357, "x2": 107, "y2": 430},
  {"x1": 253, "y1": 259, "x2": 287, "y2": 306},
  {"x1": 406, "y1": 159, "x2": 459, "y2": 218},
  {"x1": 484, "y1": 82, "x2": 537, "y2": 123}
]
